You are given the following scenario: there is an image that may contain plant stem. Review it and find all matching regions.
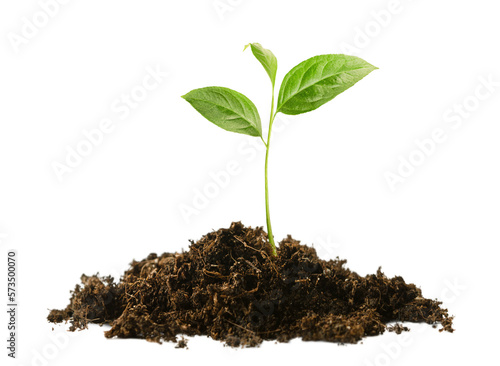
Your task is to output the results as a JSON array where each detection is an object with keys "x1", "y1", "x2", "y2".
[{"x1": 265, "y1": 87, "x2": 277, "y2": 257}]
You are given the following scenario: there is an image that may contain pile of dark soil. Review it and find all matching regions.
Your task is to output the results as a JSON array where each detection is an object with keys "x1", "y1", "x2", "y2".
[{"x1": 48, "y1": 222, "x2": 454, "y2": 347}]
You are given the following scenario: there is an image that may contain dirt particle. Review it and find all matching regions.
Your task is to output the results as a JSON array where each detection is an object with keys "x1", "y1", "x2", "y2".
[
  {"x1": 176, "y1": 336, "x2": 188, "y2": 349},
  {"x1": 387, "y1": 323, "x2": 410, "y2": 334}
]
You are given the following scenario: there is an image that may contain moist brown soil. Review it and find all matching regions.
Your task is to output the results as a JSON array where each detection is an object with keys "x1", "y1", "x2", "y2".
[{"x1": 48, "y1": 222, "x2": 454, "y2": 347}]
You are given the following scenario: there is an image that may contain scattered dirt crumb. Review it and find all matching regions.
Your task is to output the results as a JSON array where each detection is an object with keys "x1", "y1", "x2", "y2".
[
  {"x1": 387, "y1": 323, "x2": 410, "y2": 334},
  {"x1": 176, "y1": 336, "x2": 188, "y2": 349}
]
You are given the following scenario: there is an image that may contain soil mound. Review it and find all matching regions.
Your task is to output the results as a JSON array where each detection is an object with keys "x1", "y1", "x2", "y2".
[{"x1": 48, "y1": 222, "x2": 453, "y2": 347}]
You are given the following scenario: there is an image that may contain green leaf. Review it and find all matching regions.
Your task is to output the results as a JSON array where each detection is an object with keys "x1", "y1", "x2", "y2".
[
  {"x1": 182, "y1": 86, "x2": 262, "y2": 137},
  {"x1": 277, "y1": 54, "x2": 377, "y2": 115},
  {"x1": 244, "y1": 43, "x2": 278, "y2": 87}
]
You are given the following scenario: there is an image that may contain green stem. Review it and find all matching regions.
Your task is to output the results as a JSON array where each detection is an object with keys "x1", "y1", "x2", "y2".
[{"x1": 265, "y1": 87, "x2": 277, "y2": 257}]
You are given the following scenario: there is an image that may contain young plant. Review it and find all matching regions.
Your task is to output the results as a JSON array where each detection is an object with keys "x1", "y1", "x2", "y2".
[{"x1": 182, "y1": 43, "x2": 377, "y2": 257}]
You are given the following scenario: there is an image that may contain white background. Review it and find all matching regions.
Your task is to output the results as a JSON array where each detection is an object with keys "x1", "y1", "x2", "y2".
[{"x1": 1, "y1": 0, "x2": 499, "y2": 365}]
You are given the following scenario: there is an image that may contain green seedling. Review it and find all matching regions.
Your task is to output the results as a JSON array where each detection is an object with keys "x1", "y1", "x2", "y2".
[{"x1": 182, "y1": 43, "x2": 377, "y2": 257}]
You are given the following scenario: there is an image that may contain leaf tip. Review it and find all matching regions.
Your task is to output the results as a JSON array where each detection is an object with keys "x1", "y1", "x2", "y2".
[
  {"x1": 367, "y1": 61, "x2": 379, "y2": 71},
  {"x1": 181, "y1": 91, "x2": 193, "y2": 101}
]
